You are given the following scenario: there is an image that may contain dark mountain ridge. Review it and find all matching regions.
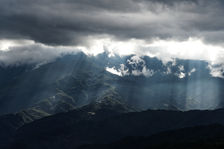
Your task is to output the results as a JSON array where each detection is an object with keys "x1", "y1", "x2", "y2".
[
  {"x1": 80, "y1": 124, "x2": 224, "y2": 149},
  {"x1": 5, "y1": 108, "x2": 224, "y2": 149}
]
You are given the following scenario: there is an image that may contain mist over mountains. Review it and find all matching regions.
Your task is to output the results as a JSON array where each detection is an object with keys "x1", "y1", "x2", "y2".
[
  {"x1": 0, "y1": 52, "x2": 223, "y2": 116},
  {"x1": 1, "y1": 0, "x2": 224, "y2": 148},
  {"x1": 0, "y1": 52, "x2": 224, "y2": 149}
]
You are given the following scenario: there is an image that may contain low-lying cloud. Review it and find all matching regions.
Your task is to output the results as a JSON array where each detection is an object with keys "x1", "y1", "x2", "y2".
[
  {"x1": 0, "y1": 41, "x2": 80, "y2": 66},
  {"x1": 1, "y1": 0, "x2": 224, "y2": 78},
  {"x1": 1, "y1": 37, "x2": 224, "y2": 78}
]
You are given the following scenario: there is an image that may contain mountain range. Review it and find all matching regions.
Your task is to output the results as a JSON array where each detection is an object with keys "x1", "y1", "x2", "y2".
[{"x1": 1, "y1": 52, "x2": 224, "y2": 149}]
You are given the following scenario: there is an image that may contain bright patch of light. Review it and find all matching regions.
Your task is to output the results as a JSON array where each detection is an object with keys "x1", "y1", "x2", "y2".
[
  {"x1": 0, "y1": 39, "x2": 34, "y2": 51},
  {"x1": 146, "y1": 38, "x2": 224, "y2": 64},
  {"x1": 208, "y1": 64, "x2": 224, "y2": 78},
  {"x1": 106, "y1": 67, "x2": 122, "y2": 76},
  {"x1": 178, "y1": 72, "x2": 186, "y2": 79},
  {"x1": 79, "y1": 37, "x2": 224, "y2": 78},
  {"x1": 1, "y1": 37, "x2": 224, "y2": 78},
  {"x1": 74, "y1": 37, "x2": 224, "y2": 66},
  {"x1": 2, "y1": 38, "x2": 224, "y2": 65},
  {"x1": 76, "y1": 38, "x2": 143, "y2": 56},
  {"x1": 188, "y1": 68, "x2": 196, "y2": 76}
]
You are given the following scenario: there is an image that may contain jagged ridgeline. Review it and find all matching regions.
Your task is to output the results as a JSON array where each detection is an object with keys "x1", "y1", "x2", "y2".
[
  {"x1": 0, "y1": 52, "x2": 224, "y2": 116},
  {"x1": 1, "y1": 52, "x2": 224, "y2": 149}
]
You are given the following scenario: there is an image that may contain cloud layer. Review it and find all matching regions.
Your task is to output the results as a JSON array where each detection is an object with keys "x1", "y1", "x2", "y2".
[
  {"x1": 1, "y1": 0, "x2": 224, "y2": 45},
  {"x1": 0, "y1": 0, "x2": 224, "y2": 78},
  {"x1": 0, "y1": 42, "x2": 80, "y2": 66}
]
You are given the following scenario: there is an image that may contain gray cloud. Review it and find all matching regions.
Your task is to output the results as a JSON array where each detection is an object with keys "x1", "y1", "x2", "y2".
[
  {"x1": 0, "y1": 0, "x2": 224, "y2": 46},
  {"x1": 0, "y1": 43, "x2": 80, "y2": 66}
]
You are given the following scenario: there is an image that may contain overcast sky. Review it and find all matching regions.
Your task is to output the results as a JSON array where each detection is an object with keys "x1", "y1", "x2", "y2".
[{"x1": 1, "y1": 0, "x2": 224, "y2": 69}]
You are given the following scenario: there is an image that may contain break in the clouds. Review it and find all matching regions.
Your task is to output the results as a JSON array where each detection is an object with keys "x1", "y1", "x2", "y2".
[{"x1": 1, "y1": 0, "x2": 224, "y2": 77}]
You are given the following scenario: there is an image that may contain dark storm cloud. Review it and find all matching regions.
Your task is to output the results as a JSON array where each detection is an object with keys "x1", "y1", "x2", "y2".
[{"x1": 0, "y1": 0, "x2": 224, "y2": 45}]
